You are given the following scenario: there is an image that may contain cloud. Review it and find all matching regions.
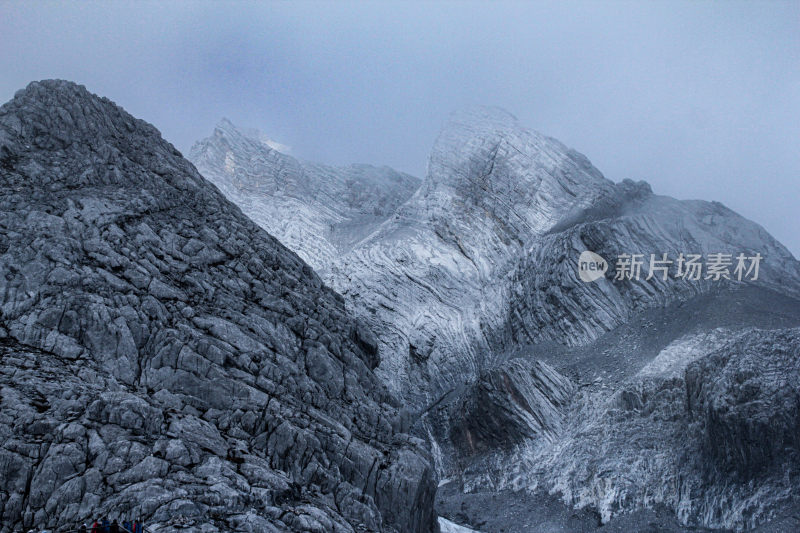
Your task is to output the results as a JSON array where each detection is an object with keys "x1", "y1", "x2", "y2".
[{"x1": 1, "y1": 0, "x2": 798, "y2": 256}]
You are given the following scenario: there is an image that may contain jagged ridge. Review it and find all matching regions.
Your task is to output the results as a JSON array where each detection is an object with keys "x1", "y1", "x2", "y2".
[{"x1": 189, "y1": 119, "x2": 421, "y2": 271}]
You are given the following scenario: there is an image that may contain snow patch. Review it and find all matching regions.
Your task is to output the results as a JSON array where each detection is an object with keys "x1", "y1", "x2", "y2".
[{"x1": 438, "y1": 517, "x2": 482, "y2": 533}]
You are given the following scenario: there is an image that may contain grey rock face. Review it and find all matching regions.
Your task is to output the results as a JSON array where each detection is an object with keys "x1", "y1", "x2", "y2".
[
  {"x1": 686, "y1": 329, "x2": 800, "y2": 479},
  {"x1": 0, "y1": 80, "x2": 437, "y2": 532},
  {"x1": 508, "y1": 179, "x2": 800, "y2": 349},
  {"x1": 460, "y1": 327, "x2": 800, "y2": 530}
]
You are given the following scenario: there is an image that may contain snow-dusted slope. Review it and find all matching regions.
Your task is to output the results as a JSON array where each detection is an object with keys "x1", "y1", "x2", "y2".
[
  {"x1": 189, "y1": 106, "x2": 800, "y2": 530},
  {"x1": 327, "y1": 107, "x2": 618, "y2": 405},
  {"x1": 189, "y1": 119, "x2": 420, "y2": 271},
  {"x1": 509, "y1": 180, "x2": 800, "y2": 348},
  {"x1": 463, "y1": 327, "x2": 800, "y2": 530},
  {"x1": 327, "y1": 107, "x2": 800, "y2": 408},
  {"x1": 194, "y1": 108, "x2": 800, "y2": 412},
  {"x1": 438, "y1": 517, "x2": 481, "y2": 533}
]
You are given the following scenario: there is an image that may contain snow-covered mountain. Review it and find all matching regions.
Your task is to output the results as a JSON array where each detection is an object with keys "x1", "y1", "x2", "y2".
[
  {"x1": 3, "y1": 76, "x2": 797, "y2": 532},
  {"x1": 193, "y1": 107, "x2": 800, "y2": 406},
  {"x1": 190, "y1": 118, "x2": 420, "y2": 271},
  {"x1": 191, "y1": 106, "x2": 800, "y2": 530}
]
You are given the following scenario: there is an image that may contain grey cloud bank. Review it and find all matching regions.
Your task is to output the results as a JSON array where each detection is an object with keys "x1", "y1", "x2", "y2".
[{"x1": 1, "y1": 0, "x2": 797, "y2": 255}]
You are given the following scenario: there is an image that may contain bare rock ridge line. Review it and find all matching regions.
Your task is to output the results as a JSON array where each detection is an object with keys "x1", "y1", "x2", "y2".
[
  {"x1": 0, "y1": 80, "x2": 437, "y2": 532},
  {"x1": 192, "y1": 105, "x2": 800, "y2": 530}
]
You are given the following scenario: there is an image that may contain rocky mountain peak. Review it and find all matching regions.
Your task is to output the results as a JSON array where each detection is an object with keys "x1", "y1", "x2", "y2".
[
  {"x1": 211, "y1": 117, "x2": 244, "y2": 140},
  {"x1": 3, "y1": 80, "x2": 158, "y2": 150},
  {"x1": 188, "y1": 119, "x2": 420, "y2": 271},
  {"x1": 0, "y1": 79, "x2": 208, "y2": 198},
  {"x1": 208, "y1": 118, "x2": 290, "y2": 154},
  {"x1": 0, "y1": 80, "x2": 437, "y2": 532},
  {"x1": 415, "y1": 106, "x2": 615, "y2": 241}
]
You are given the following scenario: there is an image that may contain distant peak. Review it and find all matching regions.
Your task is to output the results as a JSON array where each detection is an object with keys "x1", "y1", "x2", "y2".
[
  {"x1": 423, "y1": 105, "x2": 612, "y2": 227},
  {"x1": 212, "y1": 117, "x2": 244, "y2": 140},
  {"x1": 212, "y1": 117, "x2": 291, "y2": 154},
  {"x1": 429, "y1": 105, "x2": 542, "y2": 173},
  {"x1": 214, "y1": 117, "x2": 242, "y2": 133},
  {"x1": 430, "y1": 106, "x2": 538, "y2": 167}
]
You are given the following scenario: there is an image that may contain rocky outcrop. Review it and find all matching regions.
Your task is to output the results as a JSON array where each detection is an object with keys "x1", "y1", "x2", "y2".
[
  {"x1": 460, "y1": 328, "x2": 800, "y2": 530},
  {"x1": 0, "y1": 80, "x2": 437, "y2": 532},
  {"x1": 449, "y1": 359, "x2": 575, "y2": 457},
  {"x1": 686, "y1": 329, "x2": 800, "y2": 479},
  {"x1": 189, "y1": 119, "x2": 421, "y2": 272},
  {"x1": 326, "y1": 107, "x2": 616, "y2": 407},
  {"x1": 508, "y1": 180, "x2": 800, "y2": 348}
]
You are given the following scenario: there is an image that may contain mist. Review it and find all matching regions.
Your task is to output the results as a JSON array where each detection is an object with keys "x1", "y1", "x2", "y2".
[{"x1": 2, "y1": 0, "x2": 798, "y2": 255}]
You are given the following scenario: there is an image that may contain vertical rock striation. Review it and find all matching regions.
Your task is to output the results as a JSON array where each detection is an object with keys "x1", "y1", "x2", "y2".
[{"x1": 449, "y1": 359, "x2": 575, "y2": 458}]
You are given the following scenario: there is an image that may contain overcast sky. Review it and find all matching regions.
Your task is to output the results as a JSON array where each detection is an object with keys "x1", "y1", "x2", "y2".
[{"x1": 2, "y1": 1, "x2": 798, "y2": 256}]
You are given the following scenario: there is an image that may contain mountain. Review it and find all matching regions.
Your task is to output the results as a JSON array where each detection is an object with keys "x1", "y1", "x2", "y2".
[
  {"x1": 194, "y1": 107, "x2": 800, "y2": 405},
  {"x1": 0, "y1": 80, "x2": 437, "y2": 533},
  {"x1": 192, "y1": 106, "x2": 800, "y2": 530},
  {"x1": 189, "y1": 119, "x2": 421, "y2": 272}
]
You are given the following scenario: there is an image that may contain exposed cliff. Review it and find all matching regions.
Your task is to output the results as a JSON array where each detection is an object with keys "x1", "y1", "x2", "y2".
[
  {"x1": 464, "y1": 327, "x2": 800, "y2": 530},
  {"x1": 0, "y1": 80, "x2": 437, "y2": 533}
]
